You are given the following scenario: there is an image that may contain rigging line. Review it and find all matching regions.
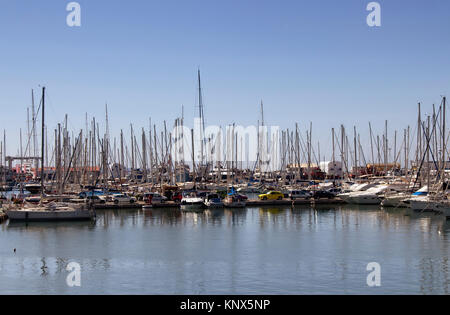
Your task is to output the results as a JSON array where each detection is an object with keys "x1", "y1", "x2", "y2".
[{"x1": 412, "y1": 115, "x2": 442, "y2": 189}]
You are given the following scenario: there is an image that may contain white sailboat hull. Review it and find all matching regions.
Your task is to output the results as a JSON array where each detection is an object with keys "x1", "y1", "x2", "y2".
[
  {"x1": 346, "y1": 194, "x2": 382, "y2": 205},
  {"x1": 381, "y1": 194, "x2": 409, "y2": 207},
  {"x1": 409, "y1": 198, "x2": 450, "y2": 215}
]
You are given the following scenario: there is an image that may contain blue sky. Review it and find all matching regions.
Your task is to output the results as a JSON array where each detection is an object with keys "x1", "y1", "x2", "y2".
[{"x1": 1, "y1": 0, "x2": 449, "y2": 160}]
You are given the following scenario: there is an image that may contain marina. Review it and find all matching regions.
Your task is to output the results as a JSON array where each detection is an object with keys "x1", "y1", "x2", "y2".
[
  {"x1": 0, "y1": 75, "x2": 449, "y2": 296},
  {"x1": 1, "y1": 1, "x2": 450, "y2": 297},
  {"x1": 1, "y1": 88, "x2": 449, "y2": 221}
]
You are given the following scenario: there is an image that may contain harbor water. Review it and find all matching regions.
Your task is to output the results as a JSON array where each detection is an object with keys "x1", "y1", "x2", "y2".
[{"x1": 0, "y1": 205, "x2": 449, "y2": 294}]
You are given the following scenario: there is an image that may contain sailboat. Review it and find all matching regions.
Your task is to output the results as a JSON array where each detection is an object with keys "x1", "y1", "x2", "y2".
[
  {"x1": 4, "y1": 87, "x2": 95, "y2": 222},
  {"x1": 5, "y1": 202, "x2": 94, "y2": 221},
  {"x1": 380, "y1": 192, "x2": 410, "y2": 207}
]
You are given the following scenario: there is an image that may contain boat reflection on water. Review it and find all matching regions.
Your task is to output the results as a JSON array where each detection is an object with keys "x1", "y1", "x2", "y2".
[
  {"x1": 7, "y1": 219, "x2": 95, "y2": 230},
  {"x1": 438, "y1": 219, "x2": 450, "y2": 239},
  {"x1": 143, "y1": 207, "x2": 182, "y2": 226},
  {"x1": 205, "y1": 208, "x2": 224, "y2": 217}
]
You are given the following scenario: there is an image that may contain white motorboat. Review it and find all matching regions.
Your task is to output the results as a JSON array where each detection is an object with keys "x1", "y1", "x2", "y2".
[
  {"x1": 340, "y1": 184, "x2": 387, "y2": 205},
  {"x1": 337, "y1": 183, "x2": 377, "y2": 202},
  {"x1": 204, "y1": 193, "x2": 224, "y2": 208},
  {"x1": 237, "y1": 184, "x2": 262, "y2": 193},
  {"x1": 180, "y1": 193, "x2": 205, "y2": 211}
]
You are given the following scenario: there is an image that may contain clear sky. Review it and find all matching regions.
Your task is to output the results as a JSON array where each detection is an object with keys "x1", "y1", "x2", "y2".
[{"x1": 1, "y1": 0, "x2": 449, "y2": 161}]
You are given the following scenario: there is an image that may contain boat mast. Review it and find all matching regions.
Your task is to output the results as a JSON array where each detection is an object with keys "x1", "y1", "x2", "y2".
[
  {"x1": 198, "y1": 69, "x2": 205, "y2": 166},
  {"x1": 442, "y1": 97, "x2": 446, "y2": 171},
  {"x1": 354, "y1": 126, "x2": 357, "y2": 178},
  {"x1": 40, "y1": 87, "x2": 45, "y2": 198}
]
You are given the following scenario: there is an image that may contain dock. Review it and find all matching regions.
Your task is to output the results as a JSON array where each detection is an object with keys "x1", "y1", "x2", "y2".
[
  {"x1": 93, "y1": 201, "x2": 181, "y2": 210},
  {"x1": 245, "y1": 198, "x2": 345, "y2": 206},
  {"x1": 91, "y1": 198, "x2": 345, "y2": 210},
  {"x1": 93, "y1": 202, "x2": 144, "y2": 210}
]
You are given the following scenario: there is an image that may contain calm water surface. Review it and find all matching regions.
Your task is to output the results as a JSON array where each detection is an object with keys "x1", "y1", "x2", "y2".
[{"x1": 0, "y1": 205, "x2": 449, "y2": 294}]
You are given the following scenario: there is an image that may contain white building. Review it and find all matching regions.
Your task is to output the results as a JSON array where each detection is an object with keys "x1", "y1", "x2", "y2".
[{"x1": 319, "y1": 161, "x2": 343, "y2": 179}]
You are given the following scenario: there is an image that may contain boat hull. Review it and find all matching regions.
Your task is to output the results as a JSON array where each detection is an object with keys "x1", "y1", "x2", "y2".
[
  {"x1": 5, "y1": 209, "x2": 94, "y2": 221},
  {"x1": 381, "y1": 195, "x2": 409, "y2": 208},
  {"x1": 204, "y1": 202, "x2": 224, "y2": 208},
  {"x1": 346, "y1": 195, "x2": 381, "y2": 205},
  {"x1": 409, "y1": 199, "x2": 450, "y2": 214}
]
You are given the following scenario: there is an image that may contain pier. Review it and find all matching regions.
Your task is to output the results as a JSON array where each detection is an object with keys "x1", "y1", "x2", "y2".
[
  {"x1": 91, "y1": 198, "x2": 345, "y2": 210},
  {"x1": 246, "y1": 198, "x2": 345, "y2": 206}
]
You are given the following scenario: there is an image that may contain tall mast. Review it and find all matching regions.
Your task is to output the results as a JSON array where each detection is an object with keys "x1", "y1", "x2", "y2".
[
  {"x1": 26, "y1": 108, "x2": 30, "y2": 157},
  {"x1": 369, "y1": 122, "x2": 374, "y2": 164},
  {"x1": 40, "y1": 87, "x2": 45, "y2": 197},
  {"x1": 404, "y1": 129, "x2": 407, "y2": 172},
  {"x1": 331, "y1": 128, "x2": 335, "y2": 164},
  {"x1": 32, "y1": 89, "x2": 37, "y2": 168},
  {"x1": 142, "y1": 128, "x2": 147, "y2": 182},
  {"x1": 19, "y1": 129, "x2": 22, "y2": 179},
  {"x1": 384, "y1": 120, "x2": 388, "y2": 174},
  {"x1": 130, "y1": 124, "x2": 134, "y2": 179},
  {"x1": 354, "y1": 126, "x2": 357, "y2": 177},
  {"x1": 260, "y1": 100, "x2": 264, "y2": 127},
  {"x1": 120, "y1": 130, "x2": 124, "y2": 179},
  {"x1": 198, "y1": 69, "x2": 205, "y2": 165},
  {"x1": 417, "y1": 103, "x2": 421, "y2": 169},
  {"x1": 191, "y1": 129, "x2": 195, "y2": 189},
  {"x1": 442, "y1": 97, "x2": 446, "y2": 170}
]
